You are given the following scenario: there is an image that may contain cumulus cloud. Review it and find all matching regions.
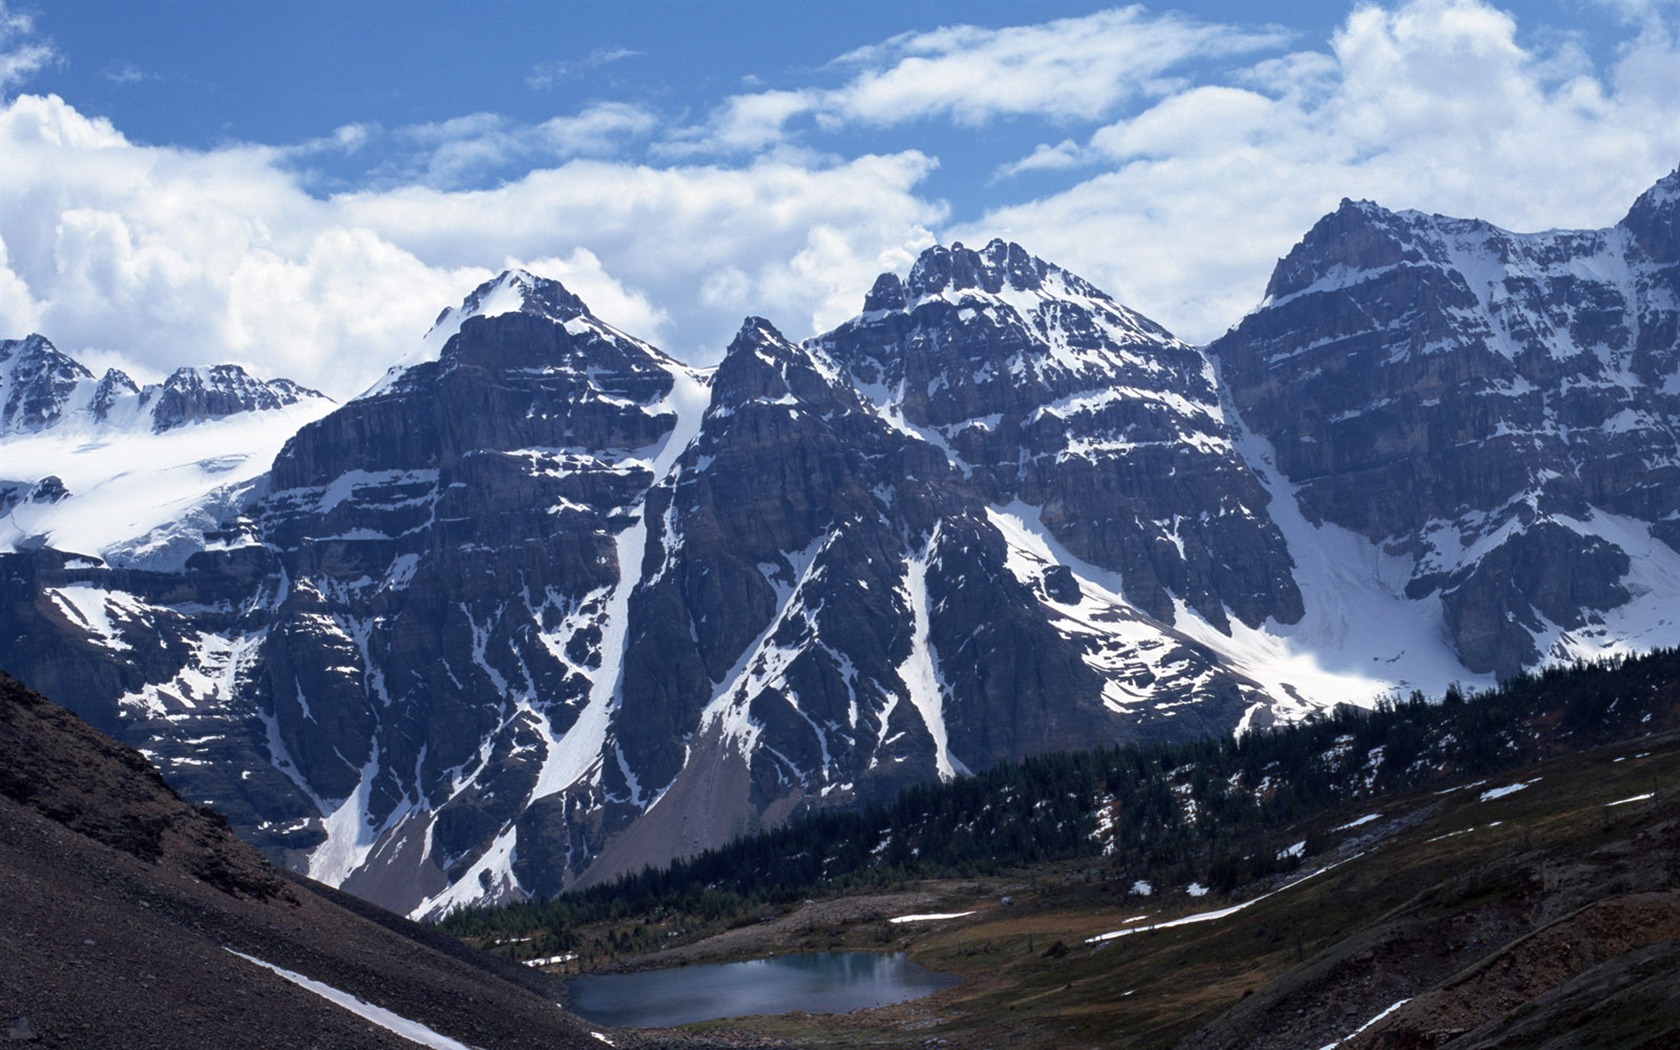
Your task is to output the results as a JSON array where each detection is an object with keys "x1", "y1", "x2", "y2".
[
  {"x1": 0, "y1": 233, "x2": 42, "y2": 336},
  {"x1": 514, "y1": 247, "x2": 670, "y2": 342},
  {"x1": 955, "y1": 0, "x2": 1680, "y2": 343},
  {"x1": 0, "y1": 93, "x2": 942, "y2": 397},
  {"x1": 335, "y1": 151, "x2": 944, "y2": 353}
]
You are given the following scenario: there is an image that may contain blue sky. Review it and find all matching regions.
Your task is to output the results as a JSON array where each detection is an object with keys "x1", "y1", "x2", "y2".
[{"x1": 2, "y1": 0, "x2": 1676, "y2": 396}]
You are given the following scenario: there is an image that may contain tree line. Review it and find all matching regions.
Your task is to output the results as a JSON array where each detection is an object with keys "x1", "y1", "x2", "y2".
[{"x1": 440, "y1": 646, "x2": 1680, "y2": 946}]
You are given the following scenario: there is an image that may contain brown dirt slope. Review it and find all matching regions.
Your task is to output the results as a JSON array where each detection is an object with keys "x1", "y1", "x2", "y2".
[{"x1": 0, "y1": 671, "x2": 601, "y2": 1049}]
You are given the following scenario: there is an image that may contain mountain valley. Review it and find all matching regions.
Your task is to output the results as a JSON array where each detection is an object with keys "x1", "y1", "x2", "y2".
[{"x1": 448, "y1": 648, "x2": 1680, "y2": 1049}]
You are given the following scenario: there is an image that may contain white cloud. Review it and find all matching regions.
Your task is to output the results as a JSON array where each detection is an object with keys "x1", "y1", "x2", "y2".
[
  {"x1": 0, "y1": 233, "x2": 41, "y2": 335},
  {"x1": 0, "y1": 1, "x2": 56, "y2": 93},
  {"x1": 539, "y1": 102, "x2": 660, "y2": 156},
  {"x1": 957, "y1": 0, "x2": 1680, "y2": 343},
  {"x1": 2, "y1": 0, "x2": 1675, "y2": 406},
  {"x1": 992, "y1": 138, "x2": 1087, "y2": 180},
  {"x1": 394, "y1": 103, "x2": 659, "y2": 188},
  {"x1": 667, "y1": 89, "x2": 816, "y2": 156},
  {"x1": 0, "y1": 93, "x2": 943, "y2": 397},
  {"x1": 828, "y1": 8, "x2": 1288, "y2": 126},
  {"x1": 525, "y1": 47, "x2": 641, "y2": 90},
  {"x1": 102, "y1": 61, "x2": 148, "y2": 85},
  {"x1": 677, "y1": 7, "x2": 1287, "y2": 154},
  {"x1": 336, "y1": 151, "x2": 945, "y2": 359},
  {"x1": 513, "y1": 247, "x2": 670, "y2": 344}
]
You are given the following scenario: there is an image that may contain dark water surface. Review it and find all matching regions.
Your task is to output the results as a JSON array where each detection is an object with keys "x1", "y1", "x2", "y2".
[{"x1": 564, "y1": 951, "x2": 960, "y2": 1028}]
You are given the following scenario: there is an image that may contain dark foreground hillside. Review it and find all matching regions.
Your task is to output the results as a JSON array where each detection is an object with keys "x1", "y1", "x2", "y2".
[{"x1": 0, "y1": 671, "x2": 601, "y2": 1049}]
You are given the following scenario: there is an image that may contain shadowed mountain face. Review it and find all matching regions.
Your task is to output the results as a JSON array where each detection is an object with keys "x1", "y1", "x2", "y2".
[
  {"x1": 0, "y1": 170, "x2": 1676, "y2": 919},
  {"x1": 0, "y1": 671, "x2": 598, "y2": 1049},
  {"x1": 1210, "y1": 169, "x2": 1680, "y2": 677}
]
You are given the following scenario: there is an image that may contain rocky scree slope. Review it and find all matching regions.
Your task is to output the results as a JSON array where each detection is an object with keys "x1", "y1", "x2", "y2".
[{"x1": 0, "y1": 671, "x2": 603, "y2": 1049}]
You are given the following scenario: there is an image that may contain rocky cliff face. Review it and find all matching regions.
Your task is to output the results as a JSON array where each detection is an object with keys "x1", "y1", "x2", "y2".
[
  {"x1": 1210, "y1": 168, "x2": 1680, "y2": 677},
  {"x1": 2, "y1": 172, "x2": 1676, "y2": 918},
  {"x1": 813, "y1": 239, "x2": 1302, "y2": 633}
]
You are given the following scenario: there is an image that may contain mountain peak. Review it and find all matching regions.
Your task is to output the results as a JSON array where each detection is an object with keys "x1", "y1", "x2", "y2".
[
  {"x1": 365, "y1": 268, "x2": 612, "y2": 398},
  {"x1": 1, "y1": 334, "x2": 96, "y2": 434},
  {"x1": 1262, "y1": 197, "x2": 1428, "y2": 303},
  {"x1": 150, "y1": 364, "x2": 328, "y2": 433},
  {"x1": 908, "y1": 238, "x2": 1057, "y2": 301},
  {"x1": 0, "y1": 332, "x2": 64, "y2": 363},
  {"x1": 862, "y1": 272, "x2": 907, "y2": 313},
  {"x1": 730, "y1": 315, "x2": 786, "y2": 347},
  {"x1": 713, "y1": 313, "x2": 848, "y2": 410},
  {"x1": 1621, "y1": 165, "x2": 1680, "y2": 262},
  {"x1": 423, "y1": 268, "x2": 593, "y2": 347},
  {"x1": 457, "y1": 268, "x2": 590, "y2": 326},
  {"x1": 90, "y1": 369, "x2": 139, "y2": 423}
]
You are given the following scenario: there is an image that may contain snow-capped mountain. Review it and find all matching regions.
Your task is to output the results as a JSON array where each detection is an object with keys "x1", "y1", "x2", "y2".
[
  {"x1": 1210, "y1": 168, "x2": 1680, "y2": 677},
  {"x1": 813, "y1": 239, "x2": 1302, "y2": 633},
  {"x1": 0, "y1": 261, "x2": 1292, "y2": 917},
  {"x1": 1, "y1": 169, "x2": 1675, "y2": 920},
  {"x1": 0, "y1": 335, "x2": 336, "y2": 566},
  {"x1": 1, "y1": 334, "x2": 328, "y2": 437}
]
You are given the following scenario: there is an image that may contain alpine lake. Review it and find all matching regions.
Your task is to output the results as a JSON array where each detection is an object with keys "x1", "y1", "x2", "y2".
[{"x1": 563, "y1": 951, "x2": 959, "y2": 1028}]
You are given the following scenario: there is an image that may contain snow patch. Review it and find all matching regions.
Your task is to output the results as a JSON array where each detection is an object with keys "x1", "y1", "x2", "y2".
[
  {"x1": 1479, "y1": 779, "x2": 1538, "y2": 802},
  {"x1": 0, "y1": 397, "x2": 335, "y2": 562},
  {"x1": 897, "y1": 526, "x2": 964, "y2": 781},
  {"x1": 888, "y1": 911, "x2": 976, "y2": 924},
  {"x1": 46, "y1": 583, "x2": 138, "y2": 651},
  {"x1": 1607, "y1": 792, "x2": 1655, "y2": 807},
  {"x1": 226, "y1": 950, "x2": 478, "y2": 1050},
  {"x1": 1089, "y1": 856, "x2": 1357, "y2": 943},
  {"x1": 1317, "y1": 998, "x2": 1413, "y2": 1050}
]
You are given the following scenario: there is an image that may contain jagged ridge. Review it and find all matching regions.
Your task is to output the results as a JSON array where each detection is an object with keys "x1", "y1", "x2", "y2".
[{"x1": 0, "y1": 169, "x2": 1675, "y2": 921}]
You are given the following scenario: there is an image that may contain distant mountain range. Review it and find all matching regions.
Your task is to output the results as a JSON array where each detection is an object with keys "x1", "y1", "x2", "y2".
[{"x1": 1, "y1": 167, "x2": 1676, "y2": 919}]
